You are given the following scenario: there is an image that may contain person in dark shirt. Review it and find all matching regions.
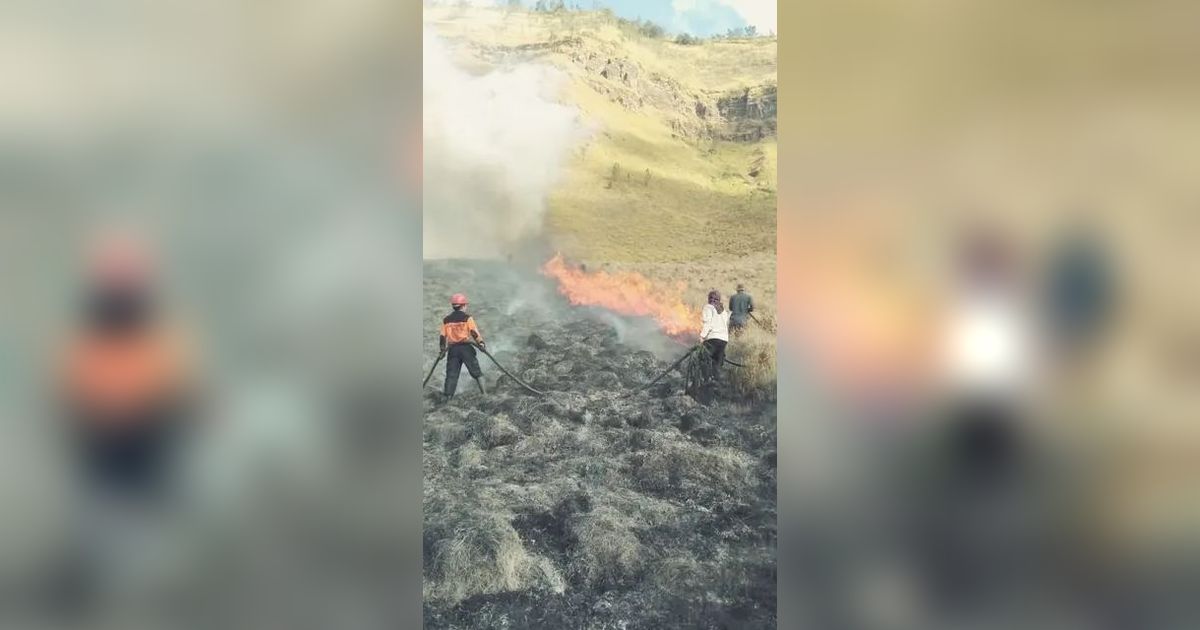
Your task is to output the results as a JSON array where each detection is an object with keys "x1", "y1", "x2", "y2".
[
  {"x1": 1041, "y1": 220, "x2": 1115, "y2": 367},
  {"x1": 728, "y1": 283, "x2": 755, "y2": 336}
]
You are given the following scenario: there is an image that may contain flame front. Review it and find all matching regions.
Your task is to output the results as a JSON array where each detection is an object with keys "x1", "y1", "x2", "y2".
[{"x1": 541, "y1": 253, "x2": 702, "y2": 337}]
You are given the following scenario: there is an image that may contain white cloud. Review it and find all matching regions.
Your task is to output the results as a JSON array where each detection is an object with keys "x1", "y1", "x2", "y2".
[
  {"x1": 672, "y1": 0, "x2": 776, "y2": 35},
  {"x1": 719, "y1": 0, "x2": 776, "y2": 33}
]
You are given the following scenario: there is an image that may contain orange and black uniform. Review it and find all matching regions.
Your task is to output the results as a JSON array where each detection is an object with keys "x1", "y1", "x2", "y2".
[
  {"x1": 60, "y1": 287, "x2": 193, "y2": 500},
  {"x1": 440, "y1": 309, "x2": 484, "y2": 396}
]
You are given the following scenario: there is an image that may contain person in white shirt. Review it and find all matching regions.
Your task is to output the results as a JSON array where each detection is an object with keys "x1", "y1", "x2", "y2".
[
  {"x1": 700, "y1": 289, "x2": 732, "y2": 382},
  {"x1": 938, "y1": 225, "x2": 1037, "y2": 486}
]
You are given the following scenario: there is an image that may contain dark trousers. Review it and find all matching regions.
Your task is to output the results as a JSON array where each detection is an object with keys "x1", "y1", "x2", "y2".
[
  {"x1": 54, "y1": 410, "x2": 185, "y2": 614},
  {"x1": 918, "y1": 397, "x2": 1029, "y2": 608},
  {"x1": 947, "y1": 397, "x2": 1021, "y2": 487},
  {"x1": 72, "y1": 400, "x2": 188, "y2": 503},
  {"x1": 444, "y1": 343, "x2": 483, "y2": 396},
  {"x1": 703, "y1": 339, "x2": 727, "y2": 380}
]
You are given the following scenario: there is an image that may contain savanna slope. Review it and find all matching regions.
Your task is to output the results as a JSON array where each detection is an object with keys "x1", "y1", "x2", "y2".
[{"x1": 426, "y1": 6, "x2": 777, "y2": 312}]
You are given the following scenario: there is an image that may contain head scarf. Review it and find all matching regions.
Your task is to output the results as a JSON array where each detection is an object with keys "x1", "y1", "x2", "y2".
[{"x1": 708, "y1": 290, "x2": 724, "y2": 314}]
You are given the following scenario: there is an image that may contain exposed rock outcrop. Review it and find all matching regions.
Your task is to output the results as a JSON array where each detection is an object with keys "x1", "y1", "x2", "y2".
[
  {"x1": 715, "y1": 84, "x2": 777, "y2": 141},
  {"x1": 451, "y1": 35, "x2": 776, "y2": 143}
]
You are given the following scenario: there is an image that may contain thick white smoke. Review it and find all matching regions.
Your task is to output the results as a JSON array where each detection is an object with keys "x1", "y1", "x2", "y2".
[{"x1": 422, "y1": 31, "x2": 583, "y2": 259}]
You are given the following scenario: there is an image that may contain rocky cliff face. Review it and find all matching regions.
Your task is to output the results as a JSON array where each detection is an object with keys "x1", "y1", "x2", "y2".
[
  {"x1": 714, "y1": 84, "x2": 776, "y2": 142},
  {"x1": 459, "y1": 35, "x2": 776, "y2": 143},
  {"x1": 568, "y1": 41, "x2": 777, "y2": 143},
  {"x1": 573, "y1": 46, "x2": 776, "y2": 143}
]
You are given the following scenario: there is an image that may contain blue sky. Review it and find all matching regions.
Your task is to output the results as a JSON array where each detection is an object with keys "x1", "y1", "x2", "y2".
[
  {"x1": 601, "y1": 0, "x2": 743, "y2": 37},
  {"x1": 516, "y1": 0, "x2": 775, "y2": 37}
]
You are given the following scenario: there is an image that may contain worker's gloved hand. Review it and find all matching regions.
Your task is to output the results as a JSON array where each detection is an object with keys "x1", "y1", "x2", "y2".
[
  {"x1": 438, "y1": 348, "x2": 446, "y2": 359},
  {"x1": 476, "y1": 341, "x2": 486, "y2": 349}
]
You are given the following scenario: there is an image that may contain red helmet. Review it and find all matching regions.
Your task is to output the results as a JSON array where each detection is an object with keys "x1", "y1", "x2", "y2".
[
  {"x1": 87, "y1": 228, "x2": 155, "y2": 289},
  {"x1": 450, "y1": 293, "x2": 468, "y2": 306}
]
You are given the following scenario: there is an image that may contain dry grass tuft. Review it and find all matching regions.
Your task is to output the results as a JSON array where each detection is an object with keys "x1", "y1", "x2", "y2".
[
  {"x1": 425, "y1": 507, "x2": 565, "y2": 604},
  {"x1": 567, "y1": 506, "x2": 645, "y2": 589},
  {"x1": 451, "y1": 442, "x2": 485, "y2": 470},
  {"x1": 634, "y1": 442, "x2": 758, "y2": 506},
  {"x1": 432, "y1": 421, "x2": 472, "y2": 449},
  {"x1": 511, "y1": 419, "x2": 585, "y2": 464},
  {"x1": 466, "y1": 410, "x2": 522, "y2": 449},
  {"x1": 726, "y1": 327, "x2": 777, "y2": 399},
  {"x1": 648, "y1": 555, "x2": 708, "y2": 595}
]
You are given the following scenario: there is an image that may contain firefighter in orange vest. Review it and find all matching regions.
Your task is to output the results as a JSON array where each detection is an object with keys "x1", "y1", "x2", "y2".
[
  {"x1": 58, "y1": 232, "x2": 197, "y2": 504},
  {"x1": 439, "y1": 293, "x2": 486, "y2": 397}
]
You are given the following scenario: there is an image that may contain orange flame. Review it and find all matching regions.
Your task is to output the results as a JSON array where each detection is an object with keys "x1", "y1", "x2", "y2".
[{"x1": 541, "y1": 253, "x2": 702, "y2": 337}]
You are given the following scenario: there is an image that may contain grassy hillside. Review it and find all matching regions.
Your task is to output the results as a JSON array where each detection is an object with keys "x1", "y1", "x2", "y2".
[{"x1": 426, "y1": 6, "x2": 777, "y2": 298}]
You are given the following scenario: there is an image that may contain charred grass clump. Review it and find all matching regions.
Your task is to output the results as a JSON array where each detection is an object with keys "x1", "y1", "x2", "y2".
[{"x1": 632, "y1": 442, "x2": 758, "y2": 509}]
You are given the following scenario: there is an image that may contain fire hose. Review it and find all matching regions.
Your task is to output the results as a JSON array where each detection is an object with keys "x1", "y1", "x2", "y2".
[
  {"x1": 625, "y1": 344, "x2": 701, "y2": 396},
  {"x1": 422, "y1": 354, "x2": 444, "y2": 388},
  {"x1": 748, "y1": 312, "x2": 776, "y2": 334},
  {"x1": 624, "y1": 343, "x2": 750, "y2": 398},
  {"x1": 427, "y1": 339, "x2": 741, "y2": 396},
  {"x1": 472, "y1": 342, "x2": 547, "y2": 397}
]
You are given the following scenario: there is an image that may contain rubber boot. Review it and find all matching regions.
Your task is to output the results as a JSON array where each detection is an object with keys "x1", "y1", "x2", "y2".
[{"x1": 475, "y1": 378, "x2": 487, "y2": 395}]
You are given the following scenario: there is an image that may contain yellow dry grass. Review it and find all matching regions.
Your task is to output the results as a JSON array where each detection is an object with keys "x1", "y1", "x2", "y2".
[{"x1": 424, "y1": 509, "x2": 565, "y2": 604}]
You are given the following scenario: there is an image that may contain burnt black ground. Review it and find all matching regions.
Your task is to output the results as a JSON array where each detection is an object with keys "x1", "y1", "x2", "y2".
[{"x1": 423, "y1": 260, "x2": 777, "y2": 629}]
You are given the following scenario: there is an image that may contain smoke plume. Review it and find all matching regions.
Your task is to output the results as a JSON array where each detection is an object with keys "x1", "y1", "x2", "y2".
[{"x1": 422, "y1": 31, "x2": 582, "y2": 259}]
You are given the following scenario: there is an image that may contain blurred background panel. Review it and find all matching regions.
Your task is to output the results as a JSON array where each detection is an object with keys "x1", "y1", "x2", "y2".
[
  {"x1": 0, "y1": 0, "x2": 423, "y2": 627},
  {"x1": 779, "y1": 1, "x2": 1200, "y2": 628}
]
